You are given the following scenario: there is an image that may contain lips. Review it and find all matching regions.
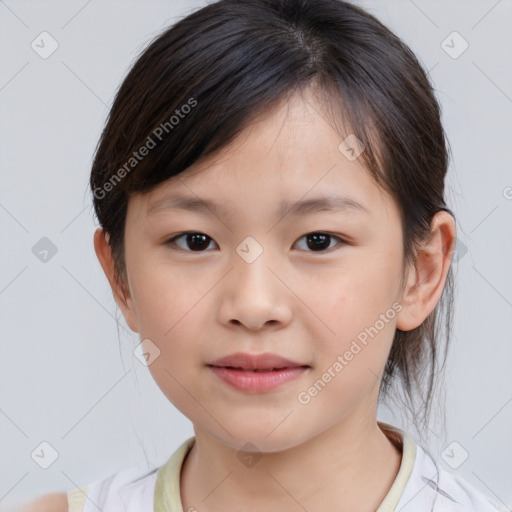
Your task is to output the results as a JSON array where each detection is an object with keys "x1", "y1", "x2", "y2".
[
  {"x1": 207, "y1": 352, "x2": 310, "y2": 392},
  {"x1": 208, "y1": 352, "x2": 308, "y2": 371}
]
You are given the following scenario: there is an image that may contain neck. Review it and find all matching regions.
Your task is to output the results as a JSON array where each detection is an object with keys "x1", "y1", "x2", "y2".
[{"x1": 180, "y1": 417, "x2": 402, "y2": 512}]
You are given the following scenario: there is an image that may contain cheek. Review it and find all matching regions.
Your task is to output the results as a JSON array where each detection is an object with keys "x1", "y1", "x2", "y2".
[
  {"x1": 300, "y1": 318, "x2": 396, "y2": 419},
  {"x1": 131, "y1": 258, "x2": 206, "y2": 336},
  {"x1": 319, "y1": 263, "x2": 400, "y2": 333},
  {"x1": 311, "y1": 267, "x2": 400, "y2": 385},
  {"x1": 132, "y1": 269, "x2": 207, "y2": 413}
]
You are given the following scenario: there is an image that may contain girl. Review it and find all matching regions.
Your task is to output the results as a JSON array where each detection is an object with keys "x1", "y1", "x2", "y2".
[{"x1": 18, "y1": 0, "x2": 508, "y2": 510}]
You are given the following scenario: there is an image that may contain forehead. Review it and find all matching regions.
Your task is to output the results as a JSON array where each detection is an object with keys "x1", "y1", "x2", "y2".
[{"x1": 130, "y1": 89, "x2": 390, "y2": 221}]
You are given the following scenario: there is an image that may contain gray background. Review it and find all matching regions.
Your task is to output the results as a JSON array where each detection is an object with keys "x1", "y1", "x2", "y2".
[{"x1": 0, "y1": 0, "x2": 511, "y2": 509}]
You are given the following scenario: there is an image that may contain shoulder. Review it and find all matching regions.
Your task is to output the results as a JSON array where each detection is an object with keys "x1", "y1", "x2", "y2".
[
  {"x1": 435, "y1": 467, "x2": 510, "y2": 512},
  {"x1": 400, "y1": 443, "x2": 510, "y2": 512},
  {"x1": 9, "y1": 493, "x2": 68, "y2": 512},
  {"x1": 66, "y1": 465, "x2": 159, "y2": 511}
]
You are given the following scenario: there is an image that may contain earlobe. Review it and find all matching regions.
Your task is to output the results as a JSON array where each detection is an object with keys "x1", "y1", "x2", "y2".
[
  {"x1": 396, "y1": 211, "x2": 456, "y2": 332},
  {"x1": 93, "y1": 227, "x2": 139, "y2": 333}
]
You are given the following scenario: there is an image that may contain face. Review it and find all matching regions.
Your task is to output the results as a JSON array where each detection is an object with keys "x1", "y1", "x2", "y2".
[{"x1": 106, "y1": 88, "x2": 412, "y2": 452}]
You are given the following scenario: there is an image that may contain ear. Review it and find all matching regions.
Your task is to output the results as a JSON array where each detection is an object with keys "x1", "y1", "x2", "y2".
[
  {"x1": 396, "y1": 210, "x2": 456, "y2": 331},
  {"x1": 93, "y1": 227, "x2": 139, "y2": 333}
]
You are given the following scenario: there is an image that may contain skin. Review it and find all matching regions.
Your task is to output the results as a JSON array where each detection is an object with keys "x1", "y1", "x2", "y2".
[
  {"x1": 9, "y1": 493, "x2": 68, "y2": 512},
  {"x1": 91, "y1": 86, "x2": 456, "y2": 512}
]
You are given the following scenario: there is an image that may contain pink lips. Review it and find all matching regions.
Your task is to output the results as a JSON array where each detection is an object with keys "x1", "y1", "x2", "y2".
[{"x1": 207, "y1": 352, "x2": 309, "y2": 392}]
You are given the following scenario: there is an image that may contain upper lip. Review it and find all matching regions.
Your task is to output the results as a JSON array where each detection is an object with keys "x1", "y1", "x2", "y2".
[{"x1": 208, "y1": 352, "x2": 308, "y2": 370}]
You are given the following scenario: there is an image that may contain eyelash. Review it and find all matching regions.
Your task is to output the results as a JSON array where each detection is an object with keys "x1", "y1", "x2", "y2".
[{"x1": 164, "y1": 231, "x2": 346, "y2": 254}]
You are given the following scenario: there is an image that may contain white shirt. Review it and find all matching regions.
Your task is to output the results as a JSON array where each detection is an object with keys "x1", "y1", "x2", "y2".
[{"x1": 67, "y1": 423, "x2": 509, "y2": 512}]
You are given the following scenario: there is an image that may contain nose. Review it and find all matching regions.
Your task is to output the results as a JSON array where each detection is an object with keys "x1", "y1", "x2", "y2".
[{"x1": 218, "y1": 249, "x2": 293, "y2": 331}]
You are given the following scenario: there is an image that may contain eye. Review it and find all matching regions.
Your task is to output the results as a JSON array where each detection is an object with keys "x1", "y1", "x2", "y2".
[
  {"x1": 165, "y1": 231, "x2": 345, "y2": 253},
  {"x1": 166, "y1": 231, "x2": 217, "y2": 252},
  {"x1": 294, "y1": 232, "x2": 345, "y2": 252}
]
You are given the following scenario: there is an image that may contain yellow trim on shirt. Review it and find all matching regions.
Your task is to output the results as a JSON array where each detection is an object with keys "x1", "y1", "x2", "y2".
[
  {"x1": 154, "y1": 425, "x2": 416, "y2": 512},
  {"x1": 376, "y1": 423, "x2": 417, "y2": 511},
  {"x1": 66, "y1": 484, "x2": 90, "y2": 512},
  {"x1": 155, "y1": 437, "x2": 196, "y2": 512}
]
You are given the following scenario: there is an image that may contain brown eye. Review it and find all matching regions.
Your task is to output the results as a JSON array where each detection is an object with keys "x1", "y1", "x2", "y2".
[
  {"x1": 294, "y1": 232, "x2": 344, "y2": 252},
  {"x1": 167, "y1": 232, "x2": 217, "y2": 252}
]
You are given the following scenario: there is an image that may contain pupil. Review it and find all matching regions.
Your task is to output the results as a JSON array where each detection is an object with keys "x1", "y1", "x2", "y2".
[
  {"x1": 187, "y1": 233, "x2": 209, "y2": 251},
  {"x1": 307, "y1": 233, "x2": 329, "y2": 251}
]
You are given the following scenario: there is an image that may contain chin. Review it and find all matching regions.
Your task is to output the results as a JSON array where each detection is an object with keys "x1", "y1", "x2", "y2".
[{"x1": 204, "y1": 423, "x2": 307, "y2": 454}]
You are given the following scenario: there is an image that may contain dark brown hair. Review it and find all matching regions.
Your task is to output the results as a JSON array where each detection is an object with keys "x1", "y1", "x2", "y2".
[{"x1": 90, "y1": 0, "x2": 455, "y2": 437}]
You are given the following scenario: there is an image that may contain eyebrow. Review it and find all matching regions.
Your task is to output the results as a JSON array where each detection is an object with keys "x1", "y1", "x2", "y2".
[{"x1": 146, "y1": 193, "x2": 369, "y2": 218}]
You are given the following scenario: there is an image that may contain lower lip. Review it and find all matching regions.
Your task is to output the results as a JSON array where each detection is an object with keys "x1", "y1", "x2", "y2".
[{"x1": 208, "y1": 366, "x2": 308, "y2": 392}]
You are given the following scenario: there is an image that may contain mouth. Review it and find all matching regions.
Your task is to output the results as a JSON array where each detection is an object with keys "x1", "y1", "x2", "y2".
[{"x1": 206, "y1": 352, "x2": 310, "y2": 392}]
